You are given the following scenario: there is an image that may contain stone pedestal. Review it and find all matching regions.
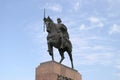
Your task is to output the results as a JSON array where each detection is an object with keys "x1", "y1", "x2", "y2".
[{"x1": 36, "y1": 61, "x2": 82, "y2": 80}]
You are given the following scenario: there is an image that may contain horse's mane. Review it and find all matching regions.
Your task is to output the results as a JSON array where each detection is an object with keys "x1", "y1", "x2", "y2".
[{"x1": 47, "y1": 16, "x2": 54, "y2": 23}]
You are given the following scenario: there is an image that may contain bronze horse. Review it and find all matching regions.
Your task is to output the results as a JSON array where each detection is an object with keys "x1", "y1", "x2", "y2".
[{"x1": 43, "y1": 16, "x2": 74, "y2": 68}]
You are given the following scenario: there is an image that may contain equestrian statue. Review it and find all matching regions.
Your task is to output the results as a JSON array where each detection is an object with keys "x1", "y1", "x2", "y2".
[{"x1": 43, "y1": 16, "x2": 74, "y2": 69}]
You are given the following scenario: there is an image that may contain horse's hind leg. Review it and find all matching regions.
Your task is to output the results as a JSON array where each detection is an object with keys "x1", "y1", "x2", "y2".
[
  {"x1": 59, "y1": 49, "x2": 65, "y2": 63},
  {"x1": 50, "y1": 47, "x2": 54, "y2": 61},
  {"x1": 67, "y1": 51, "x2": 74, "y2": 69}
]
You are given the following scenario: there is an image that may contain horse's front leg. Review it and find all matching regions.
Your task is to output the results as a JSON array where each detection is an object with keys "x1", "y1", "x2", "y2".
[
  {"x1": 67, "y1": 51, "x2": 74, "y2": 69},
  {"x1": 59, "y1": 49, "x2": 65, "y2": 63},
  {"x1": 47, "y1": 42, "x2": 54, "y2": 61},
  {"x1": 51, "y1": 46, "x2": 54, "y2": 61}
]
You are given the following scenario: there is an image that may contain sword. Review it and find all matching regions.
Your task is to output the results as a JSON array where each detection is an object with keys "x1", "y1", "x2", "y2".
[{"x1": 43, "y1": 8, "x2": 46, "y2": 32}]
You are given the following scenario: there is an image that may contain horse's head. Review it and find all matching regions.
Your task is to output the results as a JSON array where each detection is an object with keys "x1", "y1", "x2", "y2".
[
  {"x1": 44, "y1": 16, "x2": 53, "y2": 26},
  {"x1": 43, "y1": 16, "x2": 56, "y2": 33}
]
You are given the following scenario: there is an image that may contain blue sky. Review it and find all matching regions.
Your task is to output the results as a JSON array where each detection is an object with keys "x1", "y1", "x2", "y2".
[{"x1": 0, "y1": 0, "x2": 120, "y2": 80}]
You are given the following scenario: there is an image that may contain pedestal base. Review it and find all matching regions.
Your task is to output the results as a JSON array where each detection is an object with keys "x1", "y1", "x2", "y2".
[{"x1": 36, "y1": 61, "x2": 82, "y2": 80}]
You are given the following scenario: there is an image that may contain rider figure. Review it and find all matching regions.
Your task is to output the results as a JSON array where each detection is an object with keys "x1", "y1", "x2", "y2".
[{"x1": 56, "y1": 18, "x2": 69, "y2": 49}]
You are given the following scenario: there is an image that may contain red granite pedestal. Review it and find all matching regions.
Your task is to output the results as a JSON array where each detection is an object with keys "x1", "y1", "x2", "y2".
[{"x1": 36, "y1": 61, "x2": 82, "y2": 80}]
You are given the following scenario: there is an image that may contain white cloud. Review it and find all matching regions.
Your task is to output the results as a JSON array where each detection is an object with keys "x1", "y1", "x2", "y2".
[
  {"x1": 114, "y1": 56, "x2": 120, "y2": 70},
  {"x1": 74, "y1": 1, "x2": 81, "y2": 11},
  {"x1": 70, "y1": 35, "x2": 114, "y2": 66},
  {"x1": 115, "y1": 64, "x2": 120, "y2": 70},
  {"x1": 79, "y1": 45, "x2": 112, "y2": 52},
  {"x1": 88, "y1": 16, "x2": 104, "y2": 28},
  {"x1": 79, "y1": 16, "x2": 104, "y2": 31},
  {"x1": 96, "y1": 22, "x2": 104, "y2": 27},
  {"x1": 92, "y1": 45, "x2": 112, "y2": 51},
  {"x1": 70, "y1": 34, "x2": 114, "y2": 66},
  {"x1": 107, "y1": 0, "x2": 120, "y2": 17},
  {"x1": 79, "y1": 24, "x2": 92, "y2": 31},
  {"x1": 88, "y1": 16, "x2": 100, "y2": 23},
  {"x1": 115, "y1": 72, "x2": 120, "y2": 79},
  {"x1": 109, "y1": 24, "x2": 120, "y2": 34},
  {"x1": 46, "y1": 3, "x2": 62, "y2": 12},
  {"x1": 83, "y1": 36, "x2": 103, "y2": 40},
  {"x1": 74, "y1": 52, "x2": 113, "y2": 66},
  {"x1": 71, "y1": 36, "x2": 88, "y2": 49},
  {"x1": 79, "y1": 24, "x2": 86, "y2": 30}
]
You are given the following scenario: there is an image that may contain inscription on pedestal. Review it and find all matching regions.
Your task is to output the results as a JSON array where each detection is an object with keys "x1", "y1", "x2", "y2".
[{"x1": 57, "y1": 75, "x2": 73, "y2": 80}]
